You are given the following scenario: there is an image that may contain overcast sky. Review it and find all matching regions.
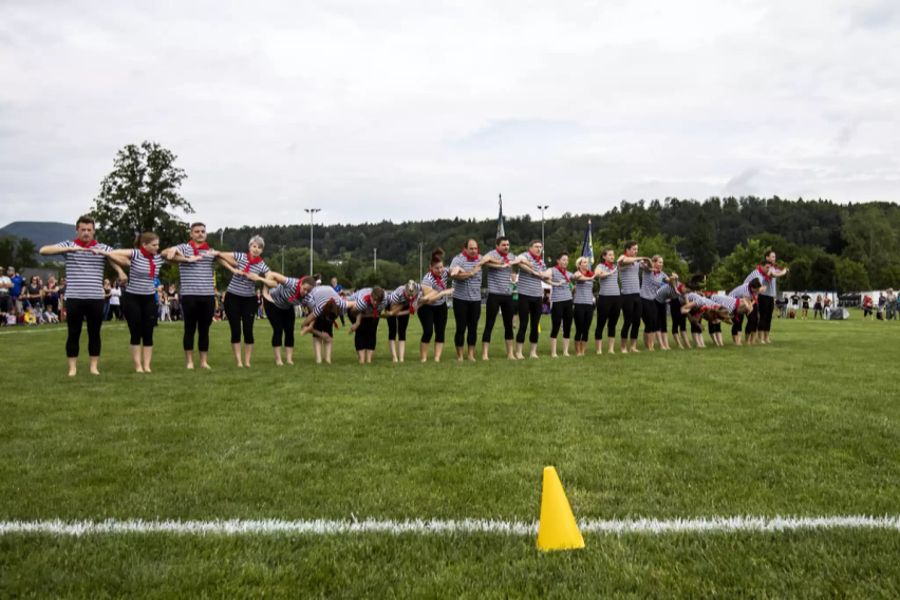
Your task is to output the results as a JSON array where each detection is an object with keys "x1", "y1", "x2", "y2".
[{"x1": 1, "y1": 0, "x2": 898, "y2": 230}]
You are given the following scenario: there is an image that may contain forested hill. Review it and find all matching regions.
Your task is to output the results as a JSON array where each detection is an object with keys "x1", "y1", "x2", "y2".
[{"x1": 218, "y1": 197, "x2": 900, "y2": 292}]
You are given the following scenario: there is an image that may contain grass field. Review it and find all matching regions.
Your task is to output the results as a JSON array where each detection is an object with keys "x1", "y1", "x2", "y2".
[{"x1": 1, "y1": 314, "x2": 899, "y2": 597}]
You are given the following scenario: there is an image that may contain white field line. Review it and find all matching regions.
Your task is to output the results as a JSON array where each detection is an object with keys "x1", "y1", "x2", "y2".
[{"x1": 1, "y1": 516, "x2": 899, "y2": 537}]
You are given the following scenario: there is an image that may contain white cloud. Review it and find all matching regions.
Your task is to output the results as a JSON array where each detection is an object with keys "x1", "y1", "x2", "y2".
[{"x1": 0, "y1": 0, "x2": 898, "y2": 230}]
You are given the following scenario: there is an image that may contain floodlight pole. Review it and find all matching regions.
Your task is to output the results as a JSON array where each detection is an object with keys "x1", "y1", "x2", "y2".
[
  {"x1": 537, "y1": 204, "x2": 549, "y2": 257},
  {"x1": 304, "y1": 208, "x2": 321, "y2": 276}
]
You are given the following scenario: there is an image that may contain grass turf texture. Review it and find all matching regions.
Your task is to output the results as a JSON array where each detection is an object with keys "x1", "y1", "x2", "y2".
[{"x1": 1, "y1": 315, "x2": 899, "y2": 597}]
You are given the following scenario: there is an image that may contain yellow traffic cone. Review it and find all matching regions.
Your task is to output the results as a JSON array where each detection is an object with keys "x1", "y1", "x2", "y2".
[{"x1": 536, "y1": 466, "x2": 585, "y2": 551}]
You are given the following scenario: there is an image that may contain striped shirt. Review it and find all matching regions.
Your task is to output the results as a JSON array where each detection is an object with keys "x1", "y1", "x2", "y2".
[
  {"x1": 351, "y1": 287, "x2": 387, "y2": 316},
  {"x1": 126, "y1": 249, "x2": 164, "y2": 296},
  {"x1": 572, "y1": 273, "x2": 595, "y2": 305},
  {"x1": 516, "y1": 252, "x2": 546, "y2": 298},
  {"x1": 655, "y1": 283, "x2": 683, "y2": 304},
  {"x1": 745, "y1": 266, "x2": 776, "y2": 297},
  {"x1": 421, "y1": 269, "x2": 450, "y2": 306},
  {"x1": 58, "y1": 240, "x2": 113, "y2": 300},
  {"x1": 685, "y1": 292, "x2": 718, "y2": 310},
  {"x1": 728, "y1": 283, "x2": 755, "y2": 300},
  {"x1": 639, "y1": 270, "x2": 667, "y2": 301},
  {"x1": 711, "y1": 293, "x2": 739, "y2": 315},
  {"x1": 618, "y1": 260, "x2": 641, "y2": 295},
  {"x1": 176, "y1": 243, "x2": 216, "y2": 296},
  {"x1": 226, "y1": 252, "x2": 271, "y2": 297},
  {"x1": 550, "y1": 267, "x2": 574, "y2": 302},
  {"x1": 450, "y1": 253, "x2": 483, "y2": 301},
  {"x1": 596, "y1": 262, "x2": 620, "y2": 296},
  {"x1": 301, "y1": 285, "x2": 347, "y2": 317},
  {"x1": 269, "y1": 277, "x2": 304, "y2": 310},
  {"x1": 484, "y1": 249, "x2": 513, "y2": 296},
  {"x1": 388, "y1": 283, "x2": 421, "y2": 309}
]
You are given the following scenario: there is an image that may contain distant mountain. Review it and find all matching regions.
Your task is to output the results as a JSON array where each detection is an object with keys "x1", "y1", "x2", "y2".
[{"x1": 0, "y1": 221, "x2": 75, "y2": 249}]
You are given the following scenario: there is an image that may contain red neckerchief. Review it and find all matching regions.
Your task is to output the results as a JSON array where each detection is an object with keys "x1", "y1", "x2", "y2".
[
  {"x1": 243, "y1": 255, "x2": 263, "y2": 273},
  {"x1": 555, "y1": 265, "x2": 570, "y2": 283},
  {"x1": 581, "y1": 269, "x2": 594, "y2": 278},
  {"x1": 364, "y1": 294, "x2": 379, "y2": 318},
  {"x1": 73, "y1": 239, "x2": 97, "y2": 248},
  {"x1": 676, "y1": 283, "x2": 685, "y2": 294},
  {"x1": 288, "y1": 281, "x2": 304, "y2": 303},
  {"x1": 528, "y1": 250, "x2": 544, "y2": 269},
  {"x1": 603, "y1": 261, "x2": 615, "y2": 270},
  {"x1": 652, "y1": 268, "x2": 661, "y2": 275},
  {"x1": 756, "y1": 264, "x2": 772, "y2": 282},
  {"x1": 188, "y1": 240, "x2": 209, "y2": 256},
  {"x1": 430, "y1": 270, "x2": 445, "y2": 289},
  {"x1": 405, "y1": 289, "x2": 417, "y2": 315},
  {"x1": 496, "y1": 249, "x2": 510, "y2": 264},
  {"x1": 139, "y1": 246, "x2": 157, "y2": 279},
  {"x1": 462, "y1": 250, "x2": 479, "y2": 262}
]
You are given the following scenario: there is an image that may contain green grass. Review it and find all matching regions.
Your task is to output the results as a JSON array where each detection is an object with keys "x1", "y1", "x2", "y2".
[{"x1": 2, "y1": 315, "x2": 899, "y2": 597}]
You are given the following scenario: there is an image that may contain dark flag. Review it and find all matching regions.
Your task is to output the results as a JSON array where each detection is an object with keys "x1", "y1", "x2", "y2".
[
  {"x1": 581, "y1": 218, "x2": 593, "y2": 263},
  {"x1": 496, "y1": 194, "x2": 505, "y2": 239}
]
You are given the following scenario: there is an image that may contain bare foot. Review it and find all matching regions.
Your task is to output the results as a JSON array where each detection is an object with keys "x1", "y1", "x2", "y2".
[
  {"x1": 67, "y1": 369, "x2": 77, "y2": 377},
  {"x1": 144, "y1": 367, "x2": 152, "y2": 373},
  {"x1": 286, "y1": 359, "x2": 294, "y2": 365},
  {"x1": 482, "y1": 355, "x2": 490, "y2": 361},
  {"x1": 275, "y1": 361, "x2": 284, "y2": 366},
  {"x1": 186, "y1": 363, "x2": 194, "y2": 370},
  {"x1": 90, "y1": 369, "x2": 100, "y2": 376},
  {"x1": 529, "y1": 353, "x2": 539, "y2": 359},
  {"x1": 515, "y1": 353, "x2": 525, "y2": 360},
  {"x1": 135, "y1": 367, "x2": 145, "y2": 373},
  {"x1": 236, "y1": 363, "x2": 244, "y2": 368},
  {"x1": 200, "y1": 363, "x2": 211, "y2": 370},
  {"x1": 631, "y1": 348, "x2": 640, "y2": 353}
]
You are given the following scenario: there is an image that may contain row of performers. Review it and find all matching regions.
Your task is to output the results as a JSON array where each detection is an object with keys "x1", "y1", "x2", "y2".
[{"x1": 39, "y1": 217, "x2": 788, "y2": 374}]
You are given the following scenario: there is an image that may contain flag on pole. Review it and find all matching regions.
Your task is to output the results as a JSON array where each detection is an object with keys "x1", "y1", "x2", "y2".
[
  {"x1": 581, "y1": 219, "x2": 593, "y2": 263},
  {"x1": 496, "y1": 194, "x2": 506, "y2": 239}
]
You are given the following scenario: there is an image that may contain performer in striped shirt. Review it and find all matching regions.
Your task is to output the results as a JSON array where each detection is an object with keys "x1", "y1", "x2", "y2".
[
  {"x1": 680, "y1": 290, "x2": 719, "y2": 348},
  {"x1": 728, "y1": 279, "x2": 762, "y2": 346},
  {"x1": 418, "y1": 249, "x2": 455, "y2": 362},
  {"x1": 639, "y1": 255, "x2": 669, "y2": 351},
  {"x1": 217, "y1": 235, "x2": 271, "y2": 368},
  {"x1": 656, "y1": 278, "x2": 690, "y2": 350},
  {"x1": 103, "y1": 232, "x2": 195, "y2": 372},
  {"x1": 617, "y1": 241, "x2": 651, "y2": 354},
  {"x1": 298, "y1": 284, "x2": 348, "y2": 364},
  {"x1": 515, "y1": 240, "x2": 556, "y2": 359},
  {"x1": 39, "y1": 215, "x2": 126, "y2": 376},
  {"x1": 162, "y1": 223, "x2": 221, "y2": 370},
  {"x1": 383, "y1": 281, "x2": 421, "y2": 363},
  {"x1": 348, "y1": 286, "x2": 387, "y2": 364},
  {"x1": 755, "y1": 250, "x2": 789, "y2": 345},
  {"x1": 571, "y1": 257, "x2": 597, "y2": 357},
  {"x1": 260, "y1": 273, "x2": 315, "y2": 366},
  {"x1": 549, "y1": 253, "x2": 575, "y2": 358},
  {"x1": 449, "y1": 239, "x2": 486, "y2": 362},
  {"x1": 480, "y1": 236, "x2": 519, "y2": 361},
  {"x1": 594, "y1": 247, "x2": 621, "y2": 355}
]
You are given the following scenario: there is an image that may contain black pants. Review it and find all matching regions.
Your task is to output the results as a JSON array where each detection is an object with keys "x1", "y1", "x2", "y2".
[
  {"x1": 516, "y1": 294, "x2": 542, "y2": 344},
  {"x1": 670, "y1": 300, "x2": 687, "y2": 334},
  {"x1": 595, "y1": 295, "x2": 621, "y2": 339},
  {"x1": 655, "y1": 301, "x2": 668, "y2": 333},
  {"x1": 314, "y1": 314, "x2": 334, "y2": 337},
  {"x1": 640, "y1": 298, "x2": 658, "y2": 333},
  {"x1": 757, "y1": 295, "x2": 774, "y2": 332},
  {"x1": 387, "y1": 314, "x2": 410, "y2": 341},
  {"x1": 224, "y1": 294, "x2": 257, "y2": 344},
  {"x1": 419, "y1": 304, "x2": 448, "y2": 344},
  {"x1": 354, "y1": 317, "x2": 379, "y2": 351},
  {"x1": 264, "y1": 299, "x2": 295, "y2": 348},
  {"x1": 453, "y1": 299, "x2": 481, "y2": 347},
  {"x1": 709, "y1": 322, "x2": 722, "y2": 337},
  {"x1": 743, "y1": 302, "x2": 759, "y2": 334},
  {"x1": 482, "y1": 293, "x2": 515, "y2": 342},
  {"x1": 65, "y1": 298, "x2": 104, "y2": 358},
  {"x1": 620, "y1": 293, "x2": 641, "y2": 340},
  {"x1": 123, "y1": 292, "x2": 157, "y2": 346},
  {"x1": 573, "y1": 303, "x2": 593, "y2": 342},
  {"x1": 690, "y1": 320, "x2": 702, "y2": 335},
  {"x1": 550, "y1": 299, "x2": 574, "y2": 339},
  {"x1": 181, "y1": 295, "x2": 215, "y2": 352},
  {"x1": 731, "y1": 314, "x2": 743, "y2": 337}
]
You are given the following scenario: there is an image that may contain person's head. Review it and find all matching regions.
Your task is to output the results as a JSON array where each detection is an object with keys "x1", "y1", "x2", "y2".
[
  {"x1": 48, "y1": 275, "x2": 56, "y2": 286},
  {"x1": 624, "y1": 240, "x2": 638, "y2": 257},
  {"x1": 30, "y1": 275, "x2": 39, "y2": 286},
  {"x1": 495, "y1": 236, "x2": 510, "y2": 254},
  {"x1": 330, "y1": 277, "x2": 338, "y2": 286},
  {"x1": 528, "y1": 240, "x2": 543, "y2": 255},
  {"x1": 463, "y1": 239, "x2": 479, "y2": 258},
  {"x1": 764, "y1": 250, "x2": 776, "y2": 265},
  {"x1": 404, "y1": 280, "x2": 418, "y2": 298},
  {"x1": 248, "y1": 235, "x2": 265, "y2": 258},
  {"x1": 103, "y1": 278, "x2": 110, "y2": 287},
  {"x1": 651, "y1": 255, "x2": 664, "y2": 271},
  {"x1": 575, "y1": 256, "x2": 591, "y2": 272},
  {"x1": 139, "y1": 232, "x2": 160, "y2": 254},
  {"x1": 600, "y1": 246, "x2": 615, "y2": 263},
  {"x1": 684, "y1": 274, "x2": 706, "y2": 292},
  {"x1": 190, "y1": 222, "x2": 207, "y2": 244},
  {"x1": 748, "y1": 279, "x2": 762, "y2": 292},
  {"x1": 556, "y1": 252, "x2": 569, "y2": 268},
  {"x1": 430, "y1": 248, "x2": 445, "y2": 271},
  {"x1": 75, "y1": 215, "x2": 95, "y2": 243},
  {"x1": 299, "y1": 275, "x2": 316, "y2": 297},
  {"x1": 6, "y1": 266, "x2": 13, "y2": 276},
  {"x1": 113, "y1": 280, "x2": 119, "y2": 288},
  {"x1": 371, "y1": 286, "x2": 385, "y2": 304},
  {"x1": 168, "y1": 284, "x2": 176, "y2": 292}
]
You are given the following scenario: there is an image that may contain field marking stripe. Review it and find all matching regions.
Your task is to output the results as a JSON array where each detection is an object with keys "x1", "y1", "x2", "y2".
[{"x1": 2, "y1": 516, "x2": 899, "y2": 536}]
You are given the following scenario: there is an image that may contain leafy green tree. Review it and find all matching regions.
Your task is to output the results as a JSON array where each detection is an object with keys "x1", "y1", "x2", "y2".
[
  {"x1": 835, "y1": 257, "x2": 869, "y2": 292},
  {"x1": 707, "y1": 239, "x2": 766, "y2": 291},
  {"x1": 0, "y1": 237, "x2": 16, "y2": 267},
  {"x1": 16, "y1": 238, "x2": 38, "y2": 268},
  {"x1": 91, "y1": 141, "x2": 192, "y2": 248}
]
